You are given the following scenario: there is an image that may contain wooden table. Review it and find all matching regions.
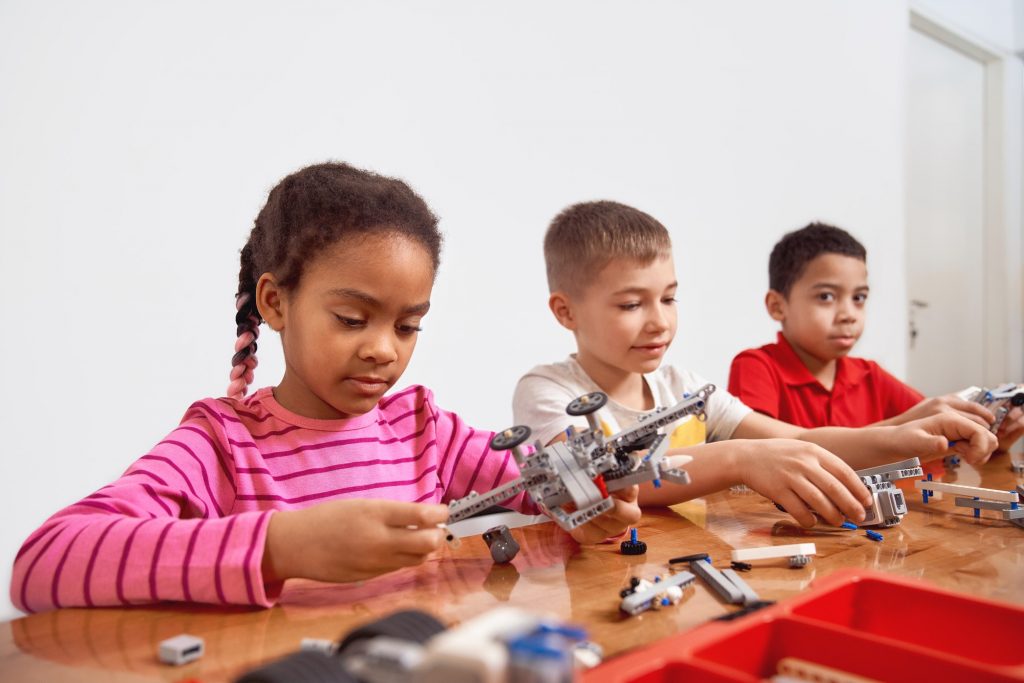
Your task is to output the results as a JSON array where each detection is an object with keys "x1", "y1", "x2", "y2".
[{"x1": 2, "y1": 457, "x2": 1022, "y2": 682}]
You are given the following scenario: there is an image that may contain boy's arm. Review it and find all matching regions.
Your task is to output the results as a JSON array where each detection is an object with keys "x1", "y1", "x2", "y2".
[
  {"x1": 732, "y1": 410, "x2": 998, "y2": 469},
  {"x1": 636, "y1": 440, "x2": 871, "y2": 527},
  {"x1": 865, "y1": 365, "x2": 993, "y2": 428}
]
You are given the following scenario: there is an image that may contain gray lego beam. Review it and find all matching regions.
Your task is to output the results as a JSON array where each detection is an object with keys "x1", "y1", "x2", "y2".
[
  {"x1": 953, "y1": 497, "x2": 1018, "y2": 512},
  {"x1": 721, "y1": 568, "x2": 760, "y2": 606},
  {"x1": 855, "y1": 457, "x2": 922, "y2": 482},
  {"x1": 689, "y1": 560, "x2": 744, "y2": 605}
]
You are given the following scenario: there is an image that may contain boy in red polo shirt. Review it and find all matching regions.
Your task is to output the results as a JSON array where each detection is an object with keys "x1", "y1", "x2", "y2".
[{"x1": 728, "y1": 223, "x2": 1024, "y2": 452}]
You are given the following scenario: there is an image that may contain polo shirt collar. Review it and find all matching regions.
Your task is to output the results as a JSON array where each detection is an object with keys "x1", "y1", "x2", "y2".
[{"x1": 773, "y1": 332, "x2": 869, "y2": 390}]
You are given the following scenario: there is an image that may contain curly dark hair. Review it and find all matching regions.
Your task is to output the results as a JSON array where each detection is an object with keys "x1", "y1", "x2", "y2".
[
  {"x1": 227, "y1": 161, "x2": 441, "y2": 398},
  {"x1": 768, "y1": 222, "x2": 866, "y2": 296}
]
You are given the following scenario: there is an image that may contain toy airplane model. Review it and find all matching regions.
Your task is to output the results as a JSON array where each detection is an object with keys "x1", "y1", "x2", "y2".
[{"x1": 446, "y1": 385, "x2": 715, "y2": 531}]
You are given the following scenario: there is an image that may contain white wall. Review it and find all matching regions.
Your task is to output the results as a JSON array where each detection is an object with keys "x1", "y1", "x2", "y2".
[{"x1": 0, "y1": 0, "x2": 916, "y2": 620}]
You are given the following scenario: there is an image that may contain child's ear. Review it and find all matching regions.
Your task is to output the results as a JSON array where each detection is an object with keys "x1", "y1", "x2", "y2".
[
  {"x1": 765, "y1": 290, "x2": 786, "y2": 322},
  {"x1": 549, "y1": 291, "x2": 577, "y2": 331},
  {"x1": 256, "y1": 273, "x2": 286, "y2": 331}
]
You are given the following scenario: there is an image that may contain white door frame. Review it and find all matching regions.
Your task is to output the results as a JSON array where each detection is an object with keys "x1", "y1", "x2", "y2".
[{"x1": 908, "y1": 6, "x2": 1024, "y2": 386}]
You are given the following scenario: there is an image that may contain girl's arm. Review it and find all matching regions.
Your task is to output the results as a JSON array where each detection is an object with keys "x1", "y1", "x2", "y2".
[{"x1": 11, "y1": 411, "x2": 266, "y2": 613}]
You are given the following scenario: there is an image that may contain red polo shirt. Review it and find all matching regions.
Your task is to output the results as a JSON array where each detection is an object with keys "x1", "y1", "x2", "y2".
[{"x1": 728, "y1": 332, "x2": 924, "y2": 428}]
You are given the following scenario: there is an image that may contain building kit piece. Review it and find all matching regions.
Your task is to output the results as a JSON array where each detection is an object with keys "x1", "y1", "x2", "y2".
[
  {"x1": 158, "y1": 634, "x2": 204, "y2": 666},
  {"x1": 620, "y1": 527, "x2": 647, "y2": 555},
  {"x1": 958, "y1": 383, "x2": 1024, "y2": 433},
  {"x1": 238, "y1": 607, "x2": 589, "y2": 683},
  {"x1": 689, "y1": 558, "x2": 744, "y2": 605},
  {"x1": 864, "y1": 530, "x2": 883, "y2": 542},
  {"x1": 776, "y1": 656, "x2": 880, "y2": 683},
  {"x1": 731, "y1": 543, "x2": 817, "y2": 568},
  {"x1": 914, "y1": 478, "x2": 1020, "y2": 504},
  {"x1": 482, "y1": 525, "x2": 520, "y2": 564},
  {"x1": 854, "y1": 457, "x2": 922, "y2": 527},
  {"x1": 619, "y1": 572, "x2": 696, "y2": 616},
  {"x1": 730, "y1": 561, "x2": 752, "y2": 572},
  {"x1": 447, "y1": 386, "x2": 715, "y2": 533}
]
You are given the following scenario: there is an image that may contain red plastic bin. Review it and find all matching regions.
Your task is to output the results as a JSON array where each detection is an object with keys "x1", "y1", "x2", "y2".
[{"x1": 585, "y1": 568, "x2": 1024, "y2": 682}]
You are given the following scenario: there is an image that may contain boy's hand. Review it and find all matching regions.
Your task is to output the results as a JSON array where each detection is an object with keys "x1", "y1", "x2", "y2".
[
  {"x1": 568, "y1": 485, "x2": 642, "y2": 545},
  {"x1": 896, "y1": 395, "x2": 994, "y2": 429},
  {"x1": 892, "y1": 413, "x2": 999, "y2": 464},
  {"x1": 737, "y1": 440, "x2": 872, "y2": 528},
  {"x1": 262, "y1": 499, "x2": 449, "y2": 584},
  {"x1": 996, "y1": 406, "x2": 1024, "y2": 453}
]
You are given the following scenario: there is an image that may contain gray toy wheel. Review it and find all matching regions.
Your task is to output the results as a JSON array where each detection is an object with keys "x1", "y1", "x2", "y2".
[
  {"x1": 490, "y1": 425, "x2": 532, "y2": 451},
  {"x1": 566, "y1": 391, "x2": 608, "y2": 416}
]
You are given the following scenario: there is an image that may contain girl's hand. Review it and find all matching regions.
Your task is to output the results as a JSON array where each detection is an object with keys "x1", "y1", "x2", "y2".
[
  {"x1": 735, "y1": 439, "x2": 872, "y2": 528},
  {"x1": 262, "y1": 499, "x2": 449, "y2": 583},
  {"x1": 569, "y1": 485, "x2": 642, "y2": 545}
]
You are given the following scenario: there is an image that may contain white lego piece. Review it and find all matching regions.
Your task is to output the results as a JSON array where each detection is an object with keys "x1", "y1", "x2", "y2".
[
  {"x1": 731, "y1": 543, "x2": 817, "y2": 563},
  {"x1": 300, "y1": 638, "x2": 338, "y2": 655},
  {"x1": 445, "y1": 511, "x2": 550, "y2": 539},
  {"x1": 619, "y1": 571, "x2": 695, "y2": 616},
  {"x1": 158, "y1": 633, "x2": 204, "y2": 666},
  {"x1": 417, "y1": 607, "x2": 538, "y2": 682},
  {"x1": 914, "y1": 480, "x2": 1020, "y2": 503}
]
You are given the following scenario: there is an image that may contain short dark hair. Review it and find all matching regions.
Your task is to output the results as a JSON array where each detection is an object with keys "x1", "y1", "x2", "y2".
[
  {"x1": 769, "y1": 222, "x2": 866, "y2": 296},
  {"x1": 544, "y1": 201, "x2": 671, "y2": 295}
]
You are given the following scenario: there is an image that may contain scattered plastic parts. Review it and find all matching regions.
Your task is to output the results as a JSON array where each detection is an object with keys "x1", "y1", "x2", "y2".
[
  {"x1": 619, "y1": 572, "x2": 695, "y2": 616},
  {"x1": 158, "y1": 634, "x2": 204, "y2": 666},
  {"x1": 300, "y1": 638, "x2": 339, "y2": 655},
  {"x1": 620, "y1": 528, "x2": 647, "y2": 555},
  {"x1": 865, "y1": 530, "x2": 883, "y2": 542},
  {"x1": 730, "y1": 561, "x2": 752, "y2": 572},
  {"x1": 840, "y1": 521, "x2": 859, "y2": 530},
  {"x1": 482, "y1": 524, "x2": 520, "y2": 563}
]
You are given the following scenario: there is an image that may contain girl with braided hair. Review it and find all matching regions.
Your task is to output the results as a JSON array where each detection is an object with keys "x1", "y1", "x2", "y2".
[{"x1": 11, "y1": 161, "x2": 640, "y2": 613}]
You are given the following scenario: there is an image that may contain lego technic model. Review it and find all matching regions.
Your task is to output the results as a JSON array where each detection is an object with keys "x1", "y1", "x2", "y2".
[
  {"x1": 446, "y1": 385, "x2": 715, "y2": 532},
  {"x1": 854, "y1": 457, "x2": 922, "y2": 527},
  {"x1": 957, "y1": 383, "x2": 1024, "y2": 433}
]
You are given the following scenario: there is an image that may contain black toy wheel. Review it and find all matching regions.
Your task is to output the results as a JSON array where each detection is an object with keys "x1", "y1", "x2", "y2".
[
  {"x1": 490, "y1": 425, "x2": 532, "y2": 451},
  {"x1": 566, "y1": 391, "x2": 608, "y2": 416},
  {"x1": 337, "y1": 609, "x2": 447, "y2": 654},
  {"x1": 1010, "y1": 392, "x2": 1024, "y2": 407},
  {"x1": 235, "y1": 650, "x2": 356, "y2": 683}
]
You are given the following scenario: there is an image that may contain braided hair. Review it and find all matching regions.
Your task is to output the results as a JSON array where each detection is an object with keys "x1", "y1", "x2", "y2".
[{"x1": 226, "y1": 162, "x2": 442, "y2": 399}]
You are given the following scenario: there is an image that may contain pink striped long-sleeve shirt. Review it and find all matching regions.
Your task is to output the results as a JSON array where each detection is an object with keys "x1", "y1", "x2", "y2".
[{"x1": 12, "y1": 385, "x2": 535, "y2": 613}]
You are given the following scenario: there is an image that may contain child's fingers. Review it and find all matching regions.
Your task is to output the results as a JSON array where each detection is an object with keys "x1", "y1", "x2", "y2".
[
  {"x1": 809, "y1": 468, "x2": 868, "y2": 524},
  {"x1": 948, "y1": 398, "x2": 995, "y2": 426},
  {"x1": 773, "y1": 490, "x2": 815, "y2": 528},
  {"x1": 790, "y1": 478, "x2": 844, "y2": 527},
  {"x1": 379, "y1": 501, "x2": 450, "y2": 528},
  {"x1": 611, "y1": 485, "x2": 639, "y2": 505},
  {"x1": 388, "y1": 526, "x2": 446, "y2": 555},
  {"x1": 817, "y1": 455, "x2": 873, "y2": 507}
]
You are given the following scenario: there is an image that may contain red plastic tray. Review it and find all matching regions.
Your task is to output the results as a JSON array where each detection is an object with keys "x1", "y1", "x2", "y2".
[{"x1": 585, "y1": 568, "x2": 1024, "y2": 682}]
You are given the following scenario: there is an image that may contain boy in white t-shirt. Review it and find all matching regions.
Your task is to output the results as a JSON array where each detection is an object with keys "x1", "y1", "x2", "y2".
[{"x1": 513, "y1": 201, "x2": 997, "y2": 528}]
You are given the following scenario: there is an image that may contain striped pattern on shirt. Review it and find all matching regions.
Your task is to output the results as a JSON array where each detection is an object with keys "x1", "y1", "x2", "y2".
[{"x1": 11, "y1": 385, "x2": 534, "y2": 613}]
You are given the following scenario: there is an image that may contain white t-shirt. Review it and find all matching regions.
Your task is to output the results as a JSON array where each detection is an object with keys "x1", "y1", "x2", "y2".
[{"x1": 512, "y1": 355, "x2": 752, "y2": 447}]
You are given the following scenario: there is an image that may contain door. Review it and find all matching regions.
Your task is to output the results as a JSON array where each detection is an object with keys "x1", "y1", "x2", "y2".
[{"x1": 905, "y1": 26, "x2": 987, "y2": 397}]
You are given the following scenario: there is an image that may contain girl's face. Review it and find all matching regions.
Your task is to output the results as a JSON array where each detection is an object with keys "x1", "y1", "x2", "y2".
[{"x1": 265, "y1": 232, "x2": 435, "y2": 420}]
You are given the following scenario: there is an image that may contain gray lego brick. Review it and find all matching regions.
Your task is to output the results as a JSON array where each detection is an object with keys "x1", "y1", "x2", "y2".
[
  {"x1": 954, "y1": 497, "x2": 1018, "y2": 512},
  {"x1": 689, "y1": 560, "x2": 744, "y2": 605},
  {"x1": 721, "y1": 568, "x2": 760, "y2": 606}
]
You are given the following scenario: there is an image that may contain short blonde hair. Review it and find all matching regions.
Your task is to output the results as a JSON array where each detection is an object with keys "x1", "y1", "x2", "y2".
[{"x1": 544, "y1": 201, "x2": 671, "y2": 295}]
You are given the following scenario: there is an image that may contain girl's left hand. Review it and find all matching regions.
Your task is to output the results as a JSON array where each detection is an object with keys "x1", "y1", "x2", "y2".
[
  {"x1": 569, "y1": 485, "x2": 642, "y2": 545},
  {"x1": 996, "y1": 407, "x2": 1024, "y2": 453}
]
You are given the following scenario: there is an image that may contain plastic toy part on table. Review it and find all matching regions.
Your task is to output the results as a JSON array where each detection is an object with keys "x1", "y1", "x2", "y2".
[
  {"x1": 584, "y1": 568, "x2": 1024, "y2": 682},
  {"x1": 730, "y1": 543, "x2": 817, "y2": 568},
  {"x1": 236, "y1": 607, "x2": 594, "y2": 683},
  {"x1": 688, "y1": 558, "x2": 761, "y2": 607},
  {"x1": 482, "y1": 525, "x2": 521, "y2": 564},
  {"x1": 446, "y1": 386, "x2": 715, "y2": 533},
  {"x1": 619, "y1": 571, "x2": 696, "y2": 617},
  {"x1": 158, "y1": 634, "x2": 204, "y2": 666},
  {"x1": 853, "y1": 457, "x2": 922, "y2": 528}
]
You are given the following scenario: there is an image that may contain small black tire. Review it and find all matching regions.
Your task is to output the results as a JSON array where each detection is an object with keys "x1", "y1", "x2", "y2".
[
  {"x1": 566, "y1": 392, "x2": 608, "y2": 416},
  {"x1": 490, "y1": 425, "x2": 532, "y2": 451}
]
